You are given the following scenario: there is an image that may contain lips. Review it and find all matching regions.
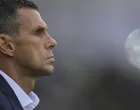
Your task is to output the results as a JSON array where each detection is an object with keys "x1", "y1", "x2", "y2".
[
  {"x1": 47, "y1": 56, "x2": 55, "y2": 65},
  {"x1": 47, "y1": 56, "x2": 54, "y2": 59}
]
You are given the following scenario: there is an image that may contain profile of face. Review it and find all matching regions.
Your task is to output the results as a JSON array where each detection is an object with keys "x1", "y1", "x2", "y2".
[{"x1": 4, "y1": 8, "x2": 57, "y2": 76}]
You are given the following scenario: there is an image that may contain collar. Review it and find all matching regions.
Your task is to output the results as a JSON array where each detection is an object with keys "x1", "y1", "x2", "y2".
[{"x1": 0, "y1": 70, "x2": 40, "y2": 109}]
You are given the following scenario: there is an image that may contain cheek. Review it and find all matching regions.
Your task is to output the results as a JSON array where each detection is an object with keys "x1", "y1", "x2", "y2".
[{"x1": 14, "y1": 43, "x2": 45, "y2": 66}]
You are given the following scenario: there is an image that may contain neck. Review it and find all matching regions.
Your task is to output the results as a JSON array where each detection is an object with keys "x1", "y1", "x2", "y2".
[{"x1": 0, "y1": 58, "x2": 37, "y2": 95}]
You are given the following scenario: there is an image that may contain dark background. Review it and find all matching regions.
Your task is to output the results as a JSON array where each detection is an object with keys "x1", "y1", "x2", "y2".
[{"x1": 33, "y1": 0, "x2": 140, "y2": 110}]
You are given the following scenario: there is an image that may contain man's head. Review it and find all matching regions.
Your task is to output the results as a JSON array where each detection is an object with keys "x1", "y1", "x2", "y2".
[{"x1": 0, "y1": 0, "x2": 57, "y2": 77}]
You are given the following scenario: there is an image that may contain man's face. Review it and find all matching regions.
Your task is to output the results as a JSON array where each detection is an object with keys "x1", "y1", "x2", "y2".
[{"x1": 13, "y1": 8, "x2": 57, "y2": 76}]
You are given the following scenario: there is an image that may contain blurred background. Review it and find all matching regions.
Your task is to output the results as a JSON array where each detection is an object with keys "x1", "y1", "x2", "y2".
[{"x1": 33, "y1": 0, "x2": 140, "y2": 110}]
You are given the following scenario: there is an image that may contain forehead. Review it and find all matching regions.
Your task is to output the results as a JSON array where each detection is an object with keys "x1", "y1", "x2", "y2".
[{"x1": 18, "y1": 8, "x2": 48, "y2": 30}]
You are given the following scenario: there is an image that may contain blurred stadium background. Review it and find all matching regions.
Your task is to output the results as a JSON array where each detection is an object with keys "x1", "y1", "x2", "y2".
[{"x1": 33, "y1": 0, "x2": 140, "y2": 110}]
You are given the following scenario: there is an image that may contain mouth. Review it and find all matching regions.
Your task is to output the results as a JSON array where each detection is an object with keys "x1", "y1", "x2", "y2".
[
  {"x1": 47, "y1": 56, "x2": 54, "y2": 59},
  {"x1": 47, "y1": 56, "x2": 55, "y2": 64}
]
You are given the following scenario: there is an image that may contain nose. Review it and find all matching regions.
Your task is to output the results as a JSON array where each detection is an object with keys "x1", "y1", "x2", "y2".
[{"x1": 46, "y1": 36, "x2": 57, "y2": 49}]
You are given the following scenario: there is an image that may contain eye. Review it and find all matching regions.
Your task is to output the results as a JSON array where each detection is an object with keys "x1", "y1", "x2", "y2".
[
  {"x1": 34, "y1": 28, "x2": 46, "y2": 36},
  {"x1": 34, "y1": 30, "x2": 43, "y2": 36}
]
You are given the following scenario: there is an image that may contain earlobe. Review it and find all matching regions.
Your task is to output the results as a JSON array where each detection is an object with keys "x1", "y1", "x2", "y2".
[{"x1": 0, "y1": 34, "x2": 15, "y2": 57}]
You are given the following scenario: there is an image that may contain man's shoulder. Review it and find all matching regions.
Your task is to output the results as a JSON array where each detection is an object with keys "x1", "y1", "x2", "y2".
[{"x1": 0, "y1": 74, "x2": 23, "y2": 110}]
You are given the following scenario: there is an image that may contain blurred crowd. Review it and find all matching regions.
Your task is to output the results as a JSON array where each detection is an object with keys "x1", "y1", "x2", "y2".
[{"x1": 34, "y1": 0, "x2": 140, "y2": 110}]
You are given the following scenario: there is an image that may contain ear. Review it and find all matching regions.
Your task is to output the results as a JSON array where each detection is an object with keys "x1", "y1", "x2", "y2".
[{"x1": 0, "y1": 34, "x2": 15, "y2": 57}]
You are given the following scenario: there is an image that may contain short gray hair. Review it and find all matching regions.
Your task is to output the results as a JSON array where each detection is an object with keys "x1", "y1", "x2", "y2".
[{"x1": 0, "y1": 0, "x2": 38, "y2": 37}]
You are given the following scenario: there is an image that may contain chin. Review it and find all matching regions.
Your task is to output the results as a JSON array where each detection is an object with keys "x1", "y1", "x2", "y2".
[{"x1": 39, "y1": 65, "x2": 54, "y2": 76}]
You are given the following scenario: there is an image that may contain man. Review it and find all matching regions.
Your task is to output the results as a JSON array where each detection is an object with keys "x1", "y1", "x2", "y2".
[{"x1": 0, "y1": 0, "x2": 57, "y2": 110}]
